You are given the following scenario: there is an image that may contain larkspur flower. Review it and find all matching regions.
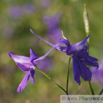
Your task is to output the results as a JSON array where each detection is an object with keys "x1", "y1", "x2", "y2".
[
  {"x1": 8, "y1": 37, "x2": 67, "y2": 92},
  {"x1": 30, "y1": 29, "x2": 99, "y2": 84},
  {"x1": 8, "y1": 48, "x2": 54, "y2": 93},
  {"x1": 91, "y1": 59, "x2": 103, "y2": 85}
]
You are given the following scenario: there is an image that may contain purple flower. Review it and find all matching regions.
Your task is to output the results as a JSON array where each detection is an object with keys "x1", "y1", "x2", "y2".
[
  {"x1": 43, "y1": 14, "x2": 62, "y2": 43},
  {"x1": 47, "y1": 28, "x2": 62, "y2": 43},
  {"x1": 8, "y1": 6, "x2": 23, "y2": 19},
  {"x1": 23, "y1": 3, "x2": 35, "y2": 14},
  {"x1": 8, "y1": 48, "x2": 54, "y2": 93},
  {"x1": 40, "y1": 0, "x2": 51, "y2": 8},
  {"x1": 38, "y1": 58, "x2": 53, "y2": 72},
  {"x1": 43, "y1": 14, "x2": 61, "y2": 29},
  {"x1": 91, "y1": 59, "x2": 103, "y2": 85},
  {"x1": 8, "y1": 4, "x2": 35, "y2": 19},
  {"x1": 30, "y1": 29, "x2": 99, "y2": 84}
]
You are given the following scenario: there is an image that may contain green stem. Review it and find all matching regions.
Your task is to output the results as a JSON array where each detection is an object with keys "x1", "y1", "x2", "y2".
[
  {"x1": 87, "y1": 32, "x2": 95, "y2": 95},
  {"x1": 84, "y1": 4, "x2": 95, "y2": 95},
  {"x1": 88, "y1": 81, "x2": 95, "y2": 95},
  {"x1": 99, "y1": 88, "x2": 103, "y2": 95},
  {"x1": 66, "y1": 57, "x2": 71, "y2": 95},
  {"x1": 35, "y1": 67, "x2": 68, "y2": 95}
]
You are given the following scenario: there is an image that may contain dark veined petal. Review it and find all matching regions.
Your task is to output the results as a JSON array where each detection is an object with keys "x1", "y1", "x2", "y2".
[
  {"x1": 17, "y1": 71, "x2": 30, "y2": 93},
  {"x1": 72, "y1": 57, "x2": 81, "y2": 85},
  {"x1": 86, "y1": 52, "x2": 98, "y2": 61},
  {"x1": 82, "y1": 58, "x2": 99, "y2": 68},
  {"x1": 8, "y1": 52, "x2": 33, "y2": 72},
  {"x1": 81, "y1": 64, "x2": 92, "y2": 81},
  {"x1": 30, "y1": 69, "x2": 35, "y2": 84},
  {"x1": 76, "y1": 49, "x2": 87, "y2": 59},
  {"x1": 72, "y1": 56, "x2": 92, "y2": 84}
]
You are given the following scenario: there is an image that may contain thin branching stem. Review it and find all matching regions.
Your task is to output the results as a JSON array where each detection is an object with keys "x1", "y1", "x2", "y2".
[{"x1": 35, "y1": 67, "x2": 68, "y2": 95}]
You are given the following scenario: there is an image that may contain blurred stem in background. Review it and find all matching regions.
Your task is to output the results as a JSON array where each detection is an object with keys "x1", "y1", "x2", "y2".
[{"x1": 83, "y1": 3, "x2": 95, "y2": 95}]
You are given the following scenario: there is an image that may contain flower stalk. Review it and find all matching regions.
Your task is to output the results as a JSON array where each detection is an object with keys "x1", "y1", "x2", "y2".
[
  {"x1": 35, "y1": 67, "x2": 68, "y2": 95},
  {"x1": 83, "y1": 4, "x2": 95, "y2": 95},
  {"x1": 99, "y1": 88, "x2": 103, "y2": 95},
  {"x1": 66, "y1": 56, "x2": 71, "y2": 95}
]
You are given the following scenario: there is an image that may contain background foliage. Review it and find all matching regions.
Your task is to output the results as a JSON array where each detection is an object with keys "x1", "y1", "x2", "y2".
[{"x1": 0, "y1": 0, "x2": 103, "y2": 103}]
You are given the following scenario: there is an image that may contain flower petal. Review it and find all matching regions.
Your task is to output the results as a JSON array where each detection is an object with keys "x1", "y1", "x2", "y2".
[
  {"x1": 86, "y1": 52, "x2": 98, "y2": 61},
  {"x1": 67, "y1": 35, "x2": 89, "y2": 55},
  {"x1": 30, "y1": 29, "x2": 70, "y2": 53},
  {"x1": 33, "y1": 39, "x2": 69, "y2": 63},
  {"x1": 30, "y1": 69, "x2": 35, "y2": 84},
  {"x1": 82, "y1": 58, "x2": 99, "y2": 68},
  {"x1": 8, "y1": 52, "x2": 33, "y2": 72},
  {"x1": 16, "y1": 63, "x2": 33, "y2": 71},
  {"x1": 17, "y1": 71, "x2": 30, "y2": 93},
  {"x1": 32, "y1": 47, "x2": 54, "y2": 64},
  {"x1": 72, "y1": 56, "x2": 92, "y2": 84},
  {"x1": 30, "y1": 49, "x2": 38, "y2": 66},
  {"x1": 78, "y1": 35, "x2": 89, "y2": 46},
  {"x1": 54, "y1": 39, "x2": 70, "y2": 52},
  {"x1": 72, "y1": 57, "x2": 81, "y2": 84},
  {"x1": 81, "y1": 64, "x2": 92, "y2": 81},
  {"x1": 30, "y1": 29, "x2": 54, "y2": 47}
]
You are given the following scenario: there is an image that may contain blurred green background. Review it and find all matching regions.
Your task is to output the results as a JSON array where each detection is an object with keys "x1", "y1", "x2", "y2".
[{"x1": 0, "y1": 0, "x2": 103, "y2": 103}]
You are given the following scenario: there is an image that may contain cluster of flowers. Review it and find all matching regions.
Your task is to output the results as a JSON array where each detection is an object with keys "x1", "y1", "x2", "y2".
[{"x1": 8, "y1": 29, "x2": 99, "y2": 93}]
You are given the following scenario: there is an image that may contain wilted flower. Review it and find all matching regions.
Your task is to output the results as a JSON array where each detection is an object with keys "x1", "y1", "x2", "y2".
[
  {"x1": 31, "y1": 29, "x2": 99, "y2": 84},
  {"x1": 8, "y1": 48, "x2": 54, "y2": 93},
  {"x1": 91, "y1": 59, "x2": 103, "y2": 85}
]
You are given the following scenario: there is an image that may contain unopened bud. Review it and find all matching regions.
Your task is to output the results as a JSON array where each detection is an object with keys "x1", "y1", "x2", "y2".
[
  {"x1": 83, "y1": 4, "x2": 90, "y2": 35},
  {"x1": 61, "y1": 30, "x2": 68, "y2": 40}
]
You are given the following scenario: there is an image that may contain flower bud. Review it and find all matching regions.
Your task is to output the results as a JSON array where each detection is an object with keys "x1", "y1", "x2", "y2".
[{"x1": 83, "y1": 4, "x2": 90, "y2": 35}]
